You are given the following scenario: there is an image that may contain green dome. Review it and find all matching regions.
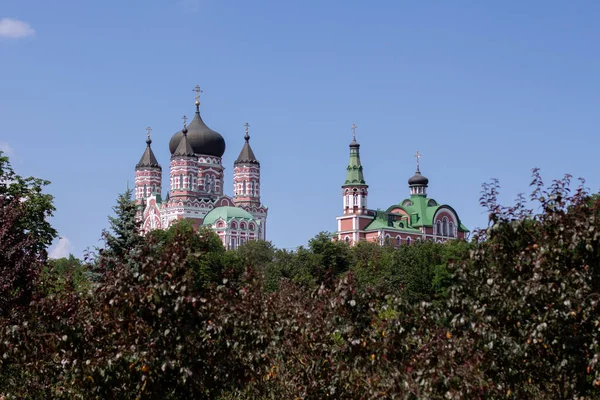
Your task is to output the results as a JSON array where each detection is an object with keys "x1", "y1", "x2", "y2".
[{"x1": 203, "y1": 206, "x2": 254, "y2": 226}]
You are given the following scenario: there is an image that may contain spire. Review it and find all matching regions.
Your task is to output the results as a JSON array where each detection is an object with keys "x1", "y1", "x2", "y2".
[
  {"x1": 172, "y1": 116, "x2": 195, "y2": 157},
  {"x1": 235, "y1": 122, "x2": 259, "y2": 165},
  {"x1": 344, "y1": 123, "x2": 366, "y2": 185},
  {"x1": 136, "y1": 126, "x2": 161, "y2": 169}
]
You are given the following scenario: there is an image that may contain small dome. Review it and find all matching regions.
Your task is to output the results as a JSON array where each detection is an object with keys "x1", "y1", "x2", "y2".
[
  {"x1": 203, "y1": 206, "x2": 254, "y2": 226},
  {"x1": 169, "y1": 108, "x2": 226, "y2": 157},
  {"x1": 408, "y1": 170, "x2": 429, "y2": 186}
]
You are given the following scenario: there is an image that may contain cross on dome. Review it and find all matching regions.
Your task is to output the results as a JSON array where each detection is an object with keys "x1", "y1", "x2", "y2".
[
  {"x1": 244, "y1": 122, "x2": 250, "y2": 141},
  {"x1": 351, "y1": 123, "x2": 357, "y2": 141},
  {"x1": 193, "y1": 85, "x2": 202, "y2": 104},
  {"x1": 182, "y1": 115, "x2": 188, "y2": 127},
  {"x1": 414, "y1": 150, "x2": 422, "y2": 171},
  {"x1": 146, "y1": 126, "x2": 152, "y2": 140}
]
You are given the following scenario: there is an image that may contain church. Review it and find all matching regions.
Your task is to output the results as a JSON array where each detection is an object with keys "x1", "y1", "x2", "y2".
[
  {"x1": 134, "y1": 86, "x2": 267, "y2": 249},
  {"x1": 336, "y1": 125, "x2": 469, "y2": 245}
]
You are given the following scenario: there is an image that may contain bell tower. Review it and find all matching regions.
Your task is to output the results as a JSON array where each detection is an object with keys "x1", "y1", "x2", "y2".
[
  {"x1": 232, "y1": 122, "x2": 268, "y2": 240},
  {"x1": 337, "y1": 124, "x2": 370, "y2": 245},
  {"x1": 135, "y1": 126, "x2": 162, "y2": 205}
]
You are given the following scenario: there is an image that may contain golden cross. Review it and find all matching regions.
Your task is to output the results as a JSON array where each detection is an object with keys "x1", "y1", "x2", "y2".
[
  {"x1": 414, "y1": 150, "x2": 422, "y2": 170},
  {"x1": 182, "y1": 115, "x2": 187, "y2": 127},
  {"x1": 351, "y1": 123, "x2": 357, "y2": 141},
  {"x1": 146, "y1": 126, "x2": 152, "y2": 139},
  {"x1": 193, "y1": 85, "x2": 202, "y2": 103}
]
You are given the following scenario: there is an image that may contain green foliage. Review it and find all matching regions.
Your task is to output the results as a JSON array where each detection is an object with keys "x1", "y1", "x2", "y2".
[
  {"x1": 40, "y1": 254, "x2": 92, "y2": 294},
  {"x1": 0, "y1": 152, "x2": 56, "y2": 315},
  {"x1": 4, "y1": 165, "x2": 600, "y2": 398},
  {"x1": 102, "y1": 188, "x2": 142, "y2": 260}
]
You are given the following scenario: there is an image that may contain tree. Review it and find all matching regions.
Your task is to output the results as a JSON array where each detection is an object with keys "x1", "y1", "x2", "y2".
[
  {"x1": 40, "y1": 254, "x2": 92, "y2": 294},
  {"x1": 0, "y1": 152, "x2": 56, "y2": 314},
  {"x1": 101, "y1": 189, "x2": 142, "y2": 260}
]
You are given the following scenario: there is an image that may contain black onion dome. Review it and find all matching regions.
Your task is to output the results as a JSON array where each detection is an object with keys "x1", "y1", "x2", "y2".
[
  {"x1": 169, "y1": 107, "x2": 226, "y2": 157},
  {"x1": 408, "y1": 170, "x2": 429, "y2": 186}
]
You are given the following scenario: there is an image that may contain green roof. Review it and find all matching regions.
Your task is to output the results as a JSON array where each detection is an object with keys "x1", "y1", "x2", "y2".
[
  {"x1": 203, "y1": 206, "x2": 255, "y2": 226},
  {"x1": 385, "y1": 195, "x2": 469, "y2": 232},
  {"x1": 344, "y1": 141, "x2": 366, "y2": 186}
]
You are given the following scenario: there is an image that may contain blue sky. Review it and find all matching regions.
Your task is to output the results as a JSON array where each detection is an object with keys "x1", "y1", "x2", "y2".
[{"x1": 1, "y1": 1, "x2": 599, "y2": 257}]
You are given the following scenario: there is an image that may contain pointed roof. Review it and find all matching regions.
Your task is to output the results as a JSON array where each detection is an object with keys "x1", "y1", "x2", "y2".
[
  {"x1": 172, "y1": 127, "x2": 196, "y2": 158},
  {"x1": 136, "y1": 136, "x2": 161, "y2": 170},
  {"x1": 344, "y1": 130, "x2": 366, "y2": 186},
  {"x1": 235, "y1": 124, "x2": 259, "y2": 165}
]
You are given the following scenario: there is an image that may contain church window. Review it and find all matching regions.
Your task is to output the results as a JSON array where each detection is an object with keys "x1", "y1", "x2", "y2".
[
  {"x1": 406, "y1": 237, "x2": 411, "y2": 245},
  {"x1": 442, "y1": 218, "x2": 449, "y2": 236},
  {"x1": 243, "y1": 180, "x2": 246, "y2": 195},
  {"x1": 143, "y1": 184, "x2": 147, "y2": 197},
  {"x1": 345, "y1": 236, "x2": 350, "y2": 244},
  {"x1": 449, "y1": 222, "x2": 455, "y2": 237},
  {"x1": 436, "y1": 221, "x2": 441, "y2": 235},
  {"x1": 396, "y1": 236, "x2": 401, "y2": 246},
  {"x1": 231, "y1": 221, "x2": 238, "y2": 230},
  {"x1": 230, "y1": 237, "x2": 237, "y2": 250},
  {"x1": 249, "y1": 223, "x2": 255, "y2": 231},
  {"x1": 179, "y1": 175, "x2": 183, "y2": 189},
  {"x1": 240, "y1": 238, "x2": 245, "y2": 246},
  {"x1": 240, "y1": 222, "x2": 247, "y2": 230}
]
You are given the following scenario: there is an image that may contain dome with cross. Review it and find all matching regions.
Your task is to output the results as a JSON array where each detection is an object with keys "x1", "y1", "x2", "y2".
[{"x1": 169, "y1": 86, "x2": 226, "y2": 157}]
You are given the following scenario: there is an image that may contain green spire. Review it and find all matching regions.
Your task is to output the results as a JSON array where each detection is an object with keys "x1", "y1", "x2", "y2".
[{"x1": 343, "y1": 124, "x2": 366, "y2": 186}]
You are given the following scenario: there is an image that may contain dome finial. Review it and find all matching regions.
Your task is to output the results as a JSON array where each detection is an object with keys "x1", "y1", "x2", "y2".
[
  {"x1": 182, "y1": 115, "x2": 188, "y2": 134},
  {"x1": 244, "y1": 122, "x2": 250, "y2": 142},
  {"x1": 414, "y1": 150, "x2": 422, "y2": 172},
  {"x1": 351, "y1": 123, "x2": 357, "y2": 141},
  {"x1": 193, "y1": 84, "x2": 203, "y2": 113},
  {"x1": 146, "y1": 126, "x2": 152, "y2": 145}
]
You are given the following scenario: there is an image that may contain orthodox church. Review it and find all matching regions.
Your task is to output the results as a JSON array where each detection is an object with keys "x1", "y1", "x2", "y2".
[
  {"x1": 336, "y1": 125, "x2": 469, "y2": 245},
  {"x1": 134, "y1": 87, "x2": 267, "y2": 249}
]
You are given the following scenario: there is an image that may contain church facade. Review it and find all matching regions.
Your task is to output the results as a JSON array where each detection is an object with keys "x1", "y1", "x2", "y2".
[
  {"x1": 134, "y1": 87, "x2": 267, "y2": 249},
  {"x1": 336, "y1": 126, "x2": 468, "y2": 245}
]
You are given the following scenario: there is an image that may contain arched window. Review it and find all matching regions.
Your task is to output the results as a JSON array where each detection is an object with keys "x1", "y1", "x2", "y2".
[
  {"x1": 449, "y1": 222, "x2": 455, "y2": 237},
  {"x1": 230, "y1": 221, "x2": 238, "y2": 230},
  {"x1": 249, "y1": 223, "x2": 255, "y2": 231},
  {"x1": 230, "y1": 237, "x2": 237, "y2": 250},
  {"x1": 396, "y1": 236, "x2": 401, "y2": 246},
  {"x1": 353, "y1": 189, "x2": 358, "y2": 207},
  {"x1": 240, "y1": 238, "x2": 245, "y2": 246},
  {"x1": 436, "y1": 221, "x2": 441, "y2": 235},
  {"x1": 143, "y1": 184, "x2": 147, "y2": 197},
  {"x1": 240, "y1": 222, "x2": 247, "y2": 230},
  {"x1": 442, "y1": 217, "x2": 449, "y2": 236},
  {"x1": 406, "y1": 237, "x2": 411, "y2": 246},
  {"x1": 243, "y1": 180, "x2": 246, "y2": 195},
  {"x1": 179, "y1": 175, "x2": 183, "y2": 189},
  {"x1": 345, "y1": 236, "x2": 350, "y2": 244}
]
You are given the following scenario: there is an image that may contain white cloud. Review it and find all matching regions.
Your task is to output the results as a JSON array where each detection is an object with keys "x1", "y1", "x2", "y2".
[
  {"x1": 0, "y1": 142, "x2": 14, "y2": 156},
  {"x1": 49, "y1": 237, "x2": 72, "y2": 259},
  {"x1": 0, "y1": 18, "x2": 35, "y2": 39}
]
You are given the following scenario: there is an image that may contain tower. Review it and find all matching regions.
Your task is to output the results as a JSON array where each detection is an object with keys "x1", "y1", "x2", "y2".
[
  {"x1": 135, "y1": 126, "x2": 162, "y2": 206},
  {"x1": 232, "y1": 122, "x2": 268, "y2": 240},
  {"x1": 169, "y1": 86, "x2": 226, "y2": 200},
  {"x1": 169, "y1": 119, "x2": 200, "y2": 220},
  {"x1": 233, "y1": 122, "x2": 261, "y2": 207},
  {"x1": 337, "y1": 124, "x2": 370, "y2": 244}
]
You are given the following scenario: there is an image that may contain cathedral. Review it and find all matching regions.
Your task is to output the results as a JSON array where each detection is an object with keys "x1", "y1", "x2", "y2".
[
  {"x1": 134, "y1": 87, "x2": 267, "y2": 249},
  {"x1": 336, "y1": 125, "x2": 469, "y2": 245}
]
